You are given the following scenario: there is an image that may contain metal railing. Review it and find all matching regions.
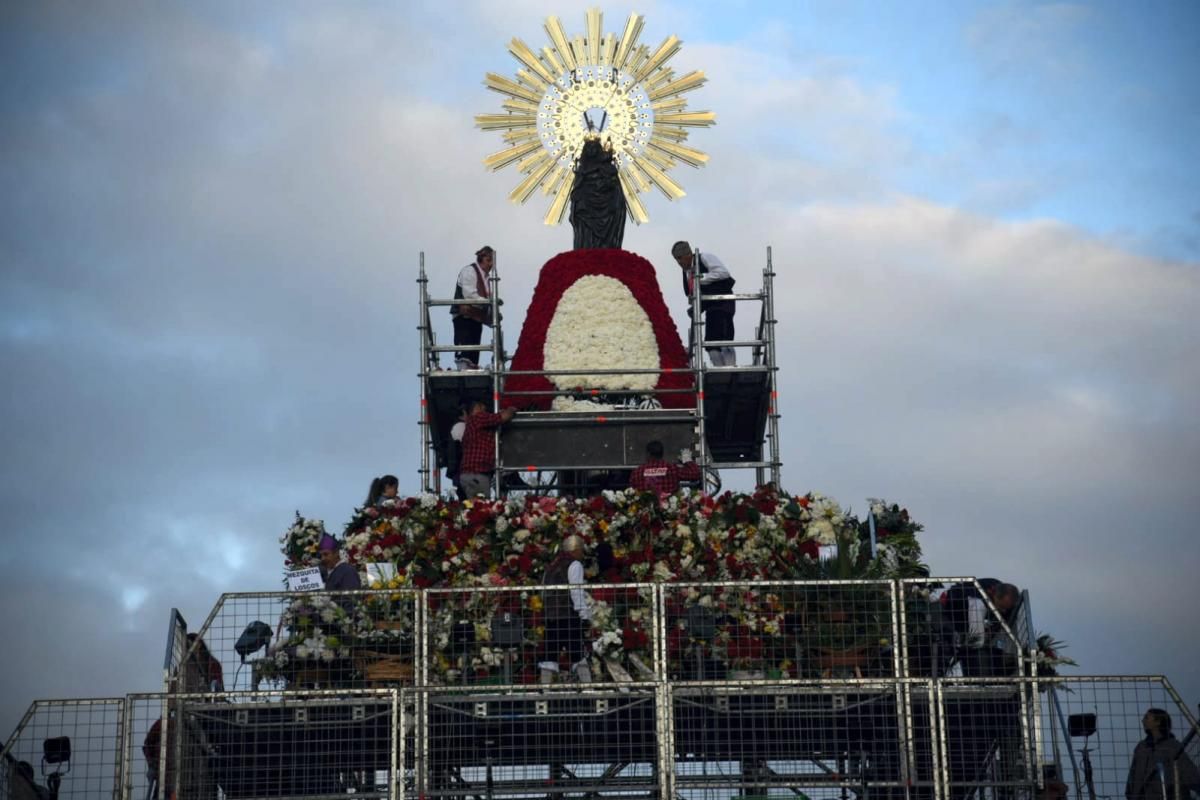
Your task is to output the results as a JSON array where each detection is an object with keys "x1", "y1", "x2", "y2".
[
  {"x1": 6, "y1": 676, "x2": 1197, "y2": 800},
  {"x1": 164, "y1": 580, "x2": 1029, "y2": 698},
  {"x1": 12, "y1": 580, "x2": 1193, "y2": 799}
]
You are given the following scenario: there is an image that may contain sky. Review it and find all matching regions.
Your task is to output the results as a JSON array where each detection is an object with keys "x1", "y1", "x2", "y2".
[{"x1": 2, "y1": 0, "x2": 1198, "y2": 738}]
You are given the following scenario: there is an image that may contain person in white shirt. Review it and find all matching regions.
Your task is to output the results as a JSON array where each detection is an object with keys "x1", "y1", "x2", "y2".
[
  {"x1": 673, "y1": 240, "x2": 737, "y2": 367},
  {"x1": 450, "y1": 246, "x2": 495, "y2": 370},
  {"x1": 540, "y1": 535, "x2": 593, "y2": 683}
]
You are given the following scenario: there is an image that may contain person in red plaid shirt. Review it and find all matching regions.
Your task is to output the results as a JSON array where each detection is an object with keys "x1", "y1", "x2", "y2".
[
  {"x1": 629, "y1": 440, "x2": 701, "y2": 495},
  {"x1": 458, "y1": 400, "x2": 516, "y2": 497}
]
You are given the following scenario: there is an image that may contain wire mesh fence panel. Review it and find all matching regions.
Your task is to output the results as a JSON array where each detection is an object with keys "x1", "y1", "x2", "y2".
[
  {"x1": 139, "y1": 689, "x2": 403, "y2": 799},
  {"x1": 905, "y1": 680, "x2": 944, "y2": 797},
  {"x1": 901, "y1": 579, "x2": 1026, "y2": 681},
  {"x1": 419, "y1": 686, "x2": 663, "y2": 800},
  {"x1": 423, "y1": 584, "x2": 657, "y2": 687},
  {"x1": 1035, "y1": 677, "x2": 1200, "y2": 800},
  {"x1": 662, "y1": 582, "x2": 899, "y2": 682},
  {"x1": 184, "y1": 591, "x2": 419, "y2": 694},
  {"x1": 936, "y1": 679, "x2": 1039, "y2": 800},
  {"x1": 670, "y1": 681, "x2": 911, "y2": 800},
  {"x1": 122, "y1": 694, "x2": 170, "y2": 800},
  {"x1": 1, "y1": 698, "x2": 124, "y2": 800}
]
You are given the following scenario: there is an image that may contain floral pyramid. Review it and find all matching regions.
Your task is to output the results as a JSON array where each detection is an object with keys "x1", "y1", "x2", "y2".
[{"x1": 501, "y1": 249, "x2": 694, "y2": 409}]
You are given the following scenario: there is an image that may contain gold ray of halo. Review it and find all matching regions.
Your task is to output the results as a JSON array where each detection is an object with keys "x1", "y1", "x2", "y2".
[
  {"x1": 619, "y1": 172, "x2": 650, "y2": 224},
  {"x1": 543, "y1": 166, "x2": 569, "y2": 196},
  {"x1": 475, "y1": 113, "x2": 537, "y2": 131},
  {"x1": 510, "y1": 157, "x2": 557, "y2": 203},
  {"x1": 640, "y1": 147, "x2": 676, "y2": 172},
  {"x1": 502, "y1": 128, "x2": 540, "y2": 145},
  {"x1": 621, "y1": 161, "x2": 651, "y2": 194},
  {"x1": 502, "y1": 97, "x2": 540, "y2": 114},
  {"x1": 485, "y1": 73, "x2": 541, "y2": 103},
  {"x1": 516, "y1": 69, "x2": 548, "y2": 93},
  {"x1": 509, "y1": 38, "x2": 556, "y2": 84},
  {"x1": 634, "y1": 35, "x2": 681, "y2": 82},
  {"x1": 586, "y1": 8, "x2": 601, "y2": 65},
  {"x1": 484, "y1": 139, "x2": 542, "y2": 171},
  {"x1": 631, "y1": 153, "x2": 686, "y2": 200},
  {"x1": 648, "y1": 138, "x2": 709, "y2": 167},
  {"x1": 651, "y1": 97, "x2": 688, "y2": 114},
  {"x1": 517, "y1": 148, "x2": 552, "y2": 173},
  {"x1": 571, "y1": 35, "x2": 587, "y2": 68},
  {"x1": 627, "y1": 44, "x2": 650, "y2": 76},
  {"x1": 544, "y1": 17, "x2": 576, "y2": 71},
  {"x1": 613, "y1": 13, "x2": 644, "y2": 71},
  {"x1": 654, "y1": 110, "x2": 716, "y2": 127},
  {"x1": 644, "y1": 68, "x2": 676, "y2": 93},
  {"x1": 545, "y1": 174, "x2": 573, "y2": 224},
  {"x1": 542, "y1": 46, "x2": 566, "y2": 75},
  {"x1": 652, "y1": 124, "x2": 691, "y2": 142},
  {"x1": 601, "y1": 33, "x2": 616, "y2": 66},
  {"x1": 649, "y1": 70, "x2": 707, "y2": 100}
]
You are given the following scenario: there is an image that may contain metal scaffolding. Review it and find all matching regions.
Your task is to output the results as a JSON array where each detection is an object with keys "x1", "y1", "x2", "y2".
[
  {"x1": 417, "y1": 248, "x2": 782, "y2": 496},
  {"x1": 5, "y1": 580, "x2": 1198, "y2": 800}
]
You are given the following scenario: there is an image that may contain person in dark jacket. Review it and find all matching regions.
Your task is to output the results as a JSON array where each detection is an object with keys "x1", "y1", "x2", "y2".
[
  {"x1": 1126, "y1": 708, "x2": 1200, "y2": 800},
  {"x1": 539, "y1": 535, "x2": 593, "y2": 683},
  {"x1": 939, "y1": 579, "x2": 1020, "y2": 676},
  {"x1": 318, "y1": 534, "x2": 361, "y2": 592}
]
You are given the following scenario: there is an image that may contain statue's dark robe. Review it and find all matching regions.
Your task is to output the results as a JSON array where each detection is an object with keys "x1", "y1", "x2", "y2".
[{"x1": 569, "y1": 140, "x2": 627, "y2": 250}]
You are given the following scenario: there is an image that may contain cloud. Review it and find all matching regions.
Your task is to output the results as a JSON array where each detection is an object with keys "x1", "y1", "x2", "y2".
[
  {"x1": 965, "y1": 2, "x2": 1095, "y2": 84},
  {"x1": 2, "y1": 1, "x2": 1198, "y2": 740}
]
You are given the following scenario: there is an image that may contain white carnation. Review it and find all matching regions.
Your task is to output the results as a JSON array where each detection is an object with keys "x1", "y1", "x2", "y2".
[{"x1": 543, "y1": 275, "x2": 660, "y2": 392}]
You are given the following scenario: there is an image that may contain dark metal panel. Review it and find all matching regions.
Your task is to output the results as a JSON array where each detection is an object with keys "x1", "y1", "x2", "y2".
[{"x1": 501, "y1": 413, "x2": 696, "y2": 468}]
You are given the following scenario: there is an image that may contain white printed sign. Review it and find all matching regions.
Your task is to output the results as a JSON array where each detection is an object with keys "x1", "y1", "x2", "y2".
[{"x1": 286, "y1": 567, "x2": 323, "y2": 592}]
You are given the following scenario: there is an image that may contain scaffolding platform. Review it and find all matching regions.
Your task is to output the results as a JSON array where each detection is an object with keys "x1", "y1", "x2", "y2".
[{"x1": 701, "y1": 367, "x2": 772, "y2": 464}]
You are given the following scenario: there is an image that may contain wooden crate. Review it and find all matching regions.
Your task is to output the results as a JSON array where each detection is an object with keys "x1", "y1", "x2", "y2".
[{"x1": 357, "y1": 652, "x2": 414, "y2": 684}]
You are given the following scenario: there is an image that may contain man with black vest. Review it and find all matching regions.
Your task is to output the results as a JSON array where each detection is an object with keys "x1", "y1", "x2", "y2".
[
  {"x1": 450, "y1": 245, "x2": 495, "y2": 370},
  {"x1": 673, "y1": 240, "x2": 737, "y2": 366}
]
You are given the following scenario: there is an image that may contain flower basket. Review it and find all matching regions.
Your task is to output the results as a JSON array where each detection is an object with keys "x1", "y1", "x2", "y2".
[
  {"x1": 356, "y1": 651, "x2": 414, "y2": 685},
  {"x1": 374, "y1": 620, "x2": 408, "y2": 631},
  {"x1": 813, "y1": 645, "x2": 874, "y2": 677},
  {"x1": 289, "y1": 664, "x2": 339, "y2": 687}
]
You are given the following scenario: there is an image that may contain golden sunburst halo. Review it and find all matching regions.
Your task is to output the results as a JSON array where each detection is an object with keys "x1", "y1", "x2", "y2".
[{"x1": 475, "y1": 8, "x2": 716, "y2": 225}]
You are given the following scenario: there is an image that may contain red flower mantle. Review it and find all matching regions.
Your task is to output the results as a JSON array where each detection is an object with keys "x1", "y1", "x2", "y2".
[{"x1": 502, "y1": 249, "x2": 695, "y2": 409}]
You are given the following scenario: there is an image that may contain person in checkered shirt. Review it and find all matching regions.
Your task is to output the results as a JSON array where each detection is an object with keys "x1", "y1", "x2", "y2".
[
  {"x1": 629, "y1": 440, "x2": 701, "y2": 495},
  {"x1": 458, "y1": 400, "x2": 516, "y2": 497}
]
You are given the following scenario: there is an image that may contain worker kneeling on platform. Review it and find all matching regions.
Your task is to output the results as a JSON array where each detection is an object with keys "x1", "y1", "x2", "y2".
[
  {"x1": 540, "y1": 534, "x2": 593, "y2": 684},
  {"x1": 630, "y1": 440, "x2": 700, "y2": 495},
  {"x1": 458, "y1": 401, "x2": 516, "y2": 497}
]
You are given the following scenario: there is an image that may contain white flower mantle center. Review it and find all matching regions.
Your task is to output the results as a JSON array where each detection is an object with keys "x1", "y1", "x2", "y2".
[{"x1": 543, "y1": 274, "x2": 659, "y2": 392}]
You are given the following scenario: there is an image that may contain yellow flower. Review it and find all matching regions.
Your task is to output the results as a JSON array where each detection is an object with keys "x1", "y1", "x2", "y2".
[{"x1": 529, "y1": 595, "x2": 543, "y2": 612}]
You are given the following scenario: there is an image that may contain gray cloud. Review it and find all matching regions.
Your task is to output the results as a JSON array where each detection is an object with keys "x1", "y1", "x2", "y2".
[{"x1": 2, "y1": 2, "x2": 1197, "y2": 739}]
